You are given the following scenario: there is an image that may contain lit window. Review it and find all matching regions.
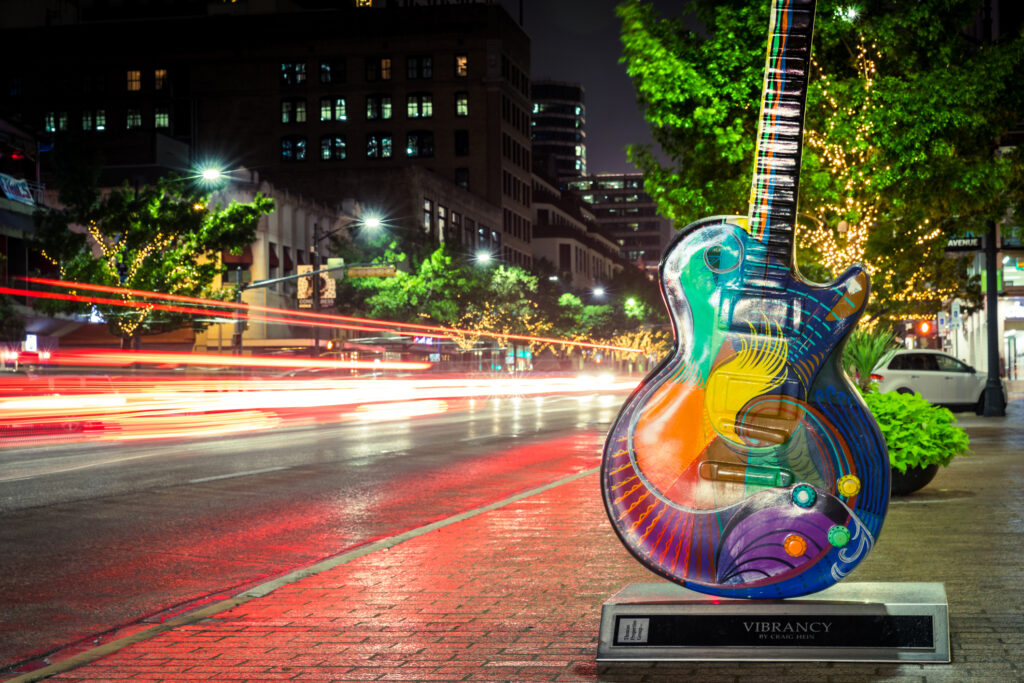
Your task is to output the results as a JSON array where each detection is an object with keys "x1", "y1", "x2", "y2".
[
  {"x1": 406, "y1": 131, "x2": 434, "y2": 158},
  {"x1": 423, "y1": 198, "x2": 433, "y2": 231},
  {"x1": 320, "y1": 135, "x2": 347, "y2": 161},
  {"x1": 320, "y1": 97, "x2": 346, "y2": 122},
  {"x1": 366, "y1": 133, "x2": 392, "y2": 159},
  {"x1": 281, "y1": 136, "x2": 307, "y2": 161},
  {"x1": 366, "y1": 94, "x2": 392, "y2": 120},
  {"x1": 407, "y1": 55, "x2": 433, "y2": 79},
  {"x1": 281, "y1": 62, "x2": 307, "y2": 86},
  {"x1": 155, "y1": 107, "x2": 169, "y2": 128},
  {"x1": 127, "y1": 70, "x2": 141, "y2": 91},
  {"x1": 82, "y1": 111, "x2": 93, "y2": 131},
  {"x1": 281, "y1": 99, "x2": 307, "y2": 124},
  {"x1": 154, "y1": 69, "x2": 167, "y2": 90},
  {"x1": 455, "y1": 92, "x2": 468, "y2": 116},
  {"x1": 58, "y1": 112, "x2": 68, "y2": 131},
  {"x1": 366, "y1": 57, "x2": 392, "y2": 81},
  {"x1": 96, "y1": 110, "x2": 106, "y2": 131},
  {"x1": 406, "y1": 93, "x2": 432, "y2": 118},
  {"x1": 126, "y1": 109, "x2": 142, "y2": 129},
  {"x1": 455, "y1": 55, "x2": 468, "y2": 77},
  {"x1": 44, "y1": 112, "x2": 56, "y2": 132}
]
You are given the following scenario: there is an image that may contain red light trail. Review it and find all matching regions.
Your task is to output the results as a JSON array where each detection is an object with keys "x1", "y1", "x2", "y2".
[{"x1": 15, "y1": 277, "x2": 644, "y2": 353}]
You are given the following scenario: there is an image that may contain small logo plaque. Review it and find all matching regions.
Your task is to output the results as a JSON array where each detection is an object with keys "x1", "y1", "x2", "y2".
[{"x1": 616, "y1": 618, "x2": 650, "y2": 644}]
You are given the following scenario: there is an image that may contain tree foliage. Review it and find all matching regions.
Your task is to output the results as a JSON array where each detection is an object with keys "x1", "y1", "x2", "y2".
[
  {"x1": 618, "y1": 0, "x2": 1024, "y2": 322},
  {"x1": 33, "y1": 175, "x2": 274, "y2": 346}
]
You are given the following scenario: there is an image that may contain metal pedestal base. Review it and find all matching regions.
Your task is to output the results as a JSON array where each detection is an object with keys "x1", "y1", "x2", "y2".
[{"x1": 597, "y1": 582, "x2": 949, "y2": 663}]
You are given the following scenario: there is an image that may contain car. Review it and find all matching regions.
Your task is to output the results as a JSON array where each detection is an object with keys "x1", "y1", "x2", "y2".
[{"x1": 871, "y1": 349, "x2": 1006, "y2": 413}]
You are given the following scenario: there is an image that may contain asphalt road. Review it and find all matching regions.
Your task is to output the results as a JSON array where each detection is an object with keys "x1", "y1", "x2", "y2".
[{"x1": 0, "y1": 391, "x2": 628, "y2": 672}]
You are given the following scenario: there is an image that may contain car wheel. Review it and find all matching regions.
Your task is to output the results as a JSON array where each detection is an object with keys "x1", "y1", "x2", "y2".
[{"x1": 896, "y1": 387, "x2": 914, "y2": 395}]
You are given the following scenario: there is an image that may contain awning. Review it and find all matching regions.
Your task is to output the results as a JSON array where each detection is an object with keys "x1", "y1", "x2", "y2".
[
  {"x1": 268, "y1": 244, "x2": 279, "y2": 268},
  {"x1": 222, "y1": 244, "x2": 253, "y2": 266}
]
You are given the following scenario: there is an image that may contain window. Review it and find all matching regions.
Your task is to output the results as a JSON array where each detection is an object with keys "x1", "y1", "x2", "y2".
[
  {"x1": 281, "y1": 99, "x2": 307, "y2": 124},
  {"x1": 366, "y1": 133, "x2": 392, "y2": 159},
  {"x1": 281, "y1": 62, "x2": 307, "y2": 86},
  {"x1": 320, "y1": 59, "x2": 346, "y2": 84},
  {"x1": 320, "y1": 135, "x2": 347, "y2": 161},
  {"x1": 455, "y1": 167, "x2": 469, "y2": 190},
  {"x1": 366, "y1": 57, "x2": 392, "y2": 81},
  {"x1": 437, "y1": 205, "x2": 447, "y2": 241},
  {"x1": 82, "y1": 111, "x2": 93, "y2": 131},
  {"x1": 366, "y1": 94, "x2": 392, "y2": 120},
  {"x1": 96, "y1": 109, "x2": 106, "y2": 131},
  {"x1": 406, "y1": 93, "x2": 433, "y2": 119},
  {"x1": 44, "y1": 112, "x2": 56, "y2": 132},
  {"x1": 127, "y1": 70, "x2": 141, "y2": 91},
  {"x1": 455, "y1": 92, "x2": 468, "y2": 116},
  {"x1": 406, "y1": 131, "x2": 434, "y2": 158},
  {"x1": 154, "y1": 69, "x2": 167, "y2": 90},
  {"x1": 936, "y1": 355, "x2": 970, "y2": 373},
  {"x1": 281, "y1": 136, "x2": 308, "y2": 161},
  {"x1": 455, "y1": 54, "x2": 468, "y2": 77},
  {"x1": 423, "y1": 198, "x2": 433, "y2": 232},
  {"x1": 454, "y1": 129, "x2": 469, "y2": 156},
  {"x1": 154, "y1": 107, "x2": 169, "y2": 128},
  {"x1": 407, "y1": 55, "x2": 433, "y2": 79},
  {"x1": 126, "y1": 108, "x2": 142, "y2": 129},
  {"x1": 320, "y1": 97, "x2": 347, "y2": 122},
  {"x1": 58, "y1": 112, "x2": 68, "y2": 131}
]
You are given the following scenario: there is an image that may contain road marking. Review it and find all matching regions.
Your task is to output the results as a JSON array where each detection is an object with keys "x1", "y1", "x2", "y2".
[
  {"x1": 6, "y1": 465, "x2": 601, "y2": 683},
  {"x1": 189, "y1": 466, "x2": 289, "y2": 483}
]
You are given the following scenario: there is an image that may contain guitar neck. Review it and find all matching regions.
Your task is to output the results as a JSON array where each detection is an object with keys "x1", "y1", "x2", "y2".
[{"x1": 747, "y1": 0, "x2": 816, "y2": 272}]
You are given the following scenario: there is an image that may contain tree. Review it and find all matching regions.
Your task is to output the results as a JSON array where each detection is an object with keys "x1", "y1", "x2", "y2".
[
  {"x1": 33, "y1": 175, "x2": 274, "y2": 347},
  {"x1": 618, "y1": 0, "x2": 1024, "y2": 323}
]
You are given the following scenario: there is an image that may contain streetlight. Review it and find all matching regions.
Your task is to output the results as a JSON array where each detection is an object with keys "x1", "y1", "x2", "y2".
[
  {"x1": 309, "y1": 213, "x2": 382, "y2": 356},
  {"x1": 593, "y1": 286, "x2": 606, "y2": 298}
]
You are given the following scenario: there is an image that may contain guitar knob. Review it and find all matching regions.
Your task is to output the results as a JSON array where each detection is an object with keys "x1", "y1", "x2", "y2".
[
  {"x1": 828, "y1": 525, "x2": 852, "y2": 548},
  {"x1": 791, "y1": 484, "x2": 816, "y2": 508},
  {"x1": 837, "y1": 474, "x2": 861, "y2": 497},
  {"x1": 783, "y1": 534, "x2": 807, "y2": 557}
]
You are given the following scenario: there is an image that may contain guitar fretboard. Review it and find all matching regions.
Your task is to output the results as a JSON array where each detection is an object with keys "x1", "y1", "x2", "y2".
[{"x1": 747, "y1": 0, "x2": 816, "y2": 275}]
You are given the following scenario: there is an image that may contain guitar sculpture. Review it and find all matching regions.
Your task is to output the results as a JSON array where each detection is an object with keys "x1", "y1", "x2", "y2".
[{"x1": 602, "y1": 0, "x2": 889, "y2": 599}]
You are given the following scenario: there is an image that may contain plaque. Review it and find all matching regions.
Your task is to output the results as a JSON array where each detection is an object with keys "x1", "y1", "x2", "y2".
[{"x1": 597, "y1": 582, "x2": 949, "y2": 662}]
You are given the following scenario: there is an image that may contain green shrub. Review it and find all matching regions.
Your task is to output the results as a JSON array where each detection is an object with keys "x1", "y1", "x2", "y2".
[{"x1": 862, "y1": 391, "x2": 970, "y2": 473}]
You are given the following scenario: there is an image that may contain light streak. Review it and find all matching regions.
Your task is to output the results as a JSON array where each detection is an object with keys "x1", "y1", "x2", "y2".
[
  {"x1": 15, "y1": 277, "x2": 644, "y2": 353},
  {"x1": 0, "y1": 373, "x2": 638, "y2": 449}
]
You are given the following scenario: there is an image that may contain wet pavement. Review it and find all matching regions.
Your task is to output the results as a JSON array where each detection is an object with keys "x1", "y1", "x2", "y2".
[{"x1": 3, "y1": 398, "x2": 1022, "y2": 682}]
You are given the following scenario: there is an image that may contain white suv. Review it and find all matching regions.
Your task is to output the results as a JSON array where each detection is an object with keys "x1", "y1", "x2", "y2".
[{"x1": 871, "y1": 350, "x2": 1003, "y2": 413}]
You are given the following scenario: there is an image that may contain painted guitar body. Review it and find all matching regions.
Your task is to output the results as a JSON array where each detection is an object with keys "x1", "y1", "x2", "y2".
[
  {"x1": 601, "y1": 0, "x2": 889, "y2": 599},
  {"x1": 602, "y1": 216, "x2": 889, "y2": 599}
]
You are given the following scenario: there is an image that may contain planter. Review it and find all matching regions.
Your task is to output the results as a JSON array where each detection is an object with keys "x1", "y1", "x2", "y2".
[{"x1": 890, "y1": 464, "x2": 940, "y2": 496}]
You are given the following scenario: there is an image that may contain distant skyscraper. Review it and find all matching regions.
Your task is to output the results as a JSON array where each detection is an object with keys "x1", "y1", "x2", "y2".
[{"x1": 531, "y1": 80, "x2": 586, "y2": 180}]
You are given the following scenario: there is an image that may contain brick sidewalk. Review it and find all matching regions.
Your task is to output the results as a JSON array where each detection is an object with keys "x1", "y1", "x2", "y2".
[{"x1": 12, "y1": 403, "x2": 1024, "y2": 681}]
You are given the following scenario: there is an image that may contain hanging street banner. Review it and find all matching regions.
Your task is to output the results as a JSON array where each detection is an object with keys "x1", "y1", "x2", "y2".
[{"x1": 297, "y1": 264, "x2": 336, "y2": 309}]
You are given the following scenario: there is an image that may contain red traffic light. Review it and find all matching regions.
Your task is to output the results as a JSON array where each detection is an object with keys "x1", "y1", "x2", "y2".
[{"x1": 915, "y1": 319, "x2": 935, "y2": 336}]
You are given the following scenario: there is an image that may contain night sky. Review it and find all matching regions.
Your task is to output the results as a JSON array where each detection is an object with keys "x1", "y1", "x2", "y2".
[{"x1": 497, "y1": 0, "x2": 687, "y2": 175}]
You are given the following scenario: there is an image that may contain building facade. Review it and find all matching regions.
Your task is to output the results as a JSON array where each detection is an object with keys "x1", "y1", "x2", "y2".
[
  {"x1": 565, "y1": 173, "x2": 674, "y2": 277},
  {"x1": 0, "y1": 0, "x2": 533, "y2": 267}
]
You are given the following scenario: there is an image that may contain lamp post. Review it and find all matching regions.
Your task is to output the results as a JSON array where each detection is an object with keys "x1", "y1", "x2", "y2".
[
  {"x1": 309, "y1": 214, "x2": 382, "y2": 357},
  {"x1": 983, "y1": 219, "x2": 1007, "y2": 416}
]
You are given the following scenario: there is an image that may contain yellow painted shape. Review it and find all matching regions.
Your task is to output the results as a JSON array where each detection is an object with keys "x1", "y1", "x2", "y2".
[{"x1": 705, "y1": 329, "x2": 788, "y2": 444}]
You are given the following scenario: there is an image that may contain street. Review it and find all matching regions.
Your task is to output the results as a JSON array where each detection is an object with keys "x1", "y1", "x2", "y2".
[{"x1": 0, "y1": 389, "x2": 629, "y2": 672}]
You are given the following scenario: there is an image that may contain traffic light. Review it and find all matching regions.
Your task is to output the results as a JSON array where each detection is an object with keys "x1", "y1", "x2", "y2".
[
  {"x1": 915, "y1": 319, "x2": 936, "y2": 337},
  {"x1": 326, "y1": 339, "x2": 337, "y2": 351}
]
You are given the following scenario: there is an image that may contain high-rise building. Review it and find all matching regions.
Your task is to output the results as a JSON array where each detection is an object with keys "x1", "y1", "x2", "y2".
[
  {"x1": 0, "y1": 0, "x2": 534, "y2": 267},
  {"x1": 531, "y1": 80, "x2": 586, "y2": 180},
  {"x1": 565, "y1": 173, "x2": 674, "y2": 277}
]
